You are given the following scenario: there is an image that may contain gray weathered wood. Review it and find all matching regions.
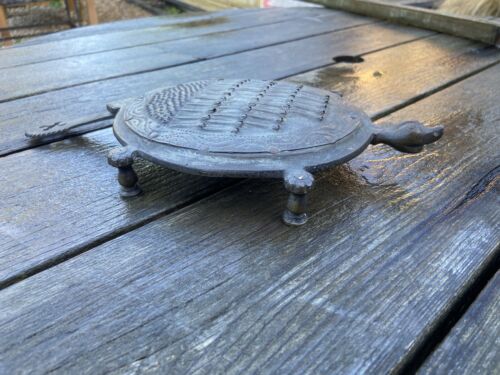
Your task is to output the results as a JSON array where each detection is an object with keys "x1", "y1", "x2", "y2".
[
  {"x1": 419, "y1": 272, "x2": 500, "y2": 375},
  {"x1": 0, "y1": 127, "x2": 237, "y2": 285},
  {"x1": 0, "y1": 12, "x2": 374, "y2": 101},
  {"x1": 0, "y1": 32, "x2": 497, "y2": 289},
  {"x1": 0, "y1": 63, "x2": 498, "y2": 373},
  {"x1": 288, "y1": 34, "x2": 500, "y2": 119},
  {"x1": 306, "y1": 0, "x2": 500, "y2": 45},
  {"x1": 15, "y1": 9, "x2": 251, "y2": 46},
  {"x1": 0, "y1": 7, "x2": 334, "y2": 69},
  {"x1": 0, "y1": 21, "x2": 432, "y2": 156}
]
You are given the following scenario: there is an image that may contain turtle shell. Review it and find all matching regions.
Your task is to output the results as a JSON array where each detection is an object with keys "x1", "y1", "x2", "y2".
[
  {"x1": 120, "y1": 79, "x2": 373, "y2": 154},
  {"x1": 111, "y1": 79, "x2": 377, "y2": 177}
]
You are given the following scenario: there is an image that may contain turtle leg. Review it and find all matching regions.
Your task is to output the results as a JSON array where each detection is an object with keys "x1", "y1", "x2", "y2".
[
  {"x1": 282, "y1": 169, "x2": 314, "y2": 226},
  {"x1": 107, "y1": 146, "x2": 142, "y2": 197}
]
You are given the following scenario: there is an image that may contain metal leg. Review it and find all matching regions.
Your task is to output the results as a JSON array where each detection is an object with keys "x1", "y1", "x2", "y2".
[
  {"x1": 282, "y1": 169, "x2": 314, "y2": 226},
  {"x1": 107, "y1": 147, "x2": 141, "y2": 197}
]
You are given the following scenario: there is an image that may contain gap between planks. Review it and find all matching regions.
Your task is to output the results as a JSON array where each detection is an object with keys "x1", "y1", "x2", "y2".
[
  {"x1": 0, "y1": 180, "x2": 244, "y2": 289},
  {"x1": 400, "y1": 246, "x2": 499, "y2": 373},
  {"x1": 418, "y1": 269, "x2": 500, "y2": 374}
]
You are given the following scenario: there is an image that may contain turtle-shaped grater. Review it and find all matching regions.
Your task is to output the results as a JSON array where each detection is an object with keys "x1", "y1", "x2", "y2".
[{"x1": 105, "y1": 79, "x2": 443, "y2": 226}]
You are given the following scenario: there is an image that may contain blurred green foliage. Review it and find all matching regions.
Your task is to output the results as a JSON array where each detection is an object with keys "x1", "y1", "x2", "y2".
[{"x1": 49, "y1": 0, "x2": 63, "y2": 9}]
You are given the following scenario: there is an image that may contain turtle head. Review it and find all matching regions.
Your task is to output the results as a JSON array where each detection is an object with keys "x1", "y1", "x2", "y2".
[{"x1": 371, "y1": 121, "x2": 444, "y2": 153}]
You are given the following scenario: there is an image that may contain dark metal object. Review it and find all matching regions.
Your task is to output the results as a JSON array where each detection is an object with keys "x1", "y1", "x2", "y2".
[{"x1": 105, "y1": 79, "x2": 442, "y2": 225}]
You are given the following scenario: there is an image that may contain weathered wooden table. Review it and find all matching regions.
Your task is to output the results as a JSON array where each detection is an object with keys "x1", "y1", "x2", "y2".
[{"x1": 0, "y1": 7, "x2": 498, "y2": 374}]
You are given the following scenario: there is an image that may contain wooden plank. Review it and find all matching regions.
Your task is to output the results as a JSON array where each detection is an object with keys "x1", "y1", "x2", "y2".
[
  {"x1": 16, "y1": 9, "x2": 248, "y2": 45},
  {"x1": 0, "y1": 12, "x2": 376, "y2": 101},
  {"x1": 18, "y1": 8, "x2": 320, "y2": 47},
  {"x1": 0, "y1": 32, "x2": 497, "y2": 287},
  {"x1": 419, "y1": 273, "x2": 500, "y2": 374},
  {"x1": 0, "y1": 64, "x2": 498, "y2": 373},
  {"x1": 306, "y1": 0, "x2": 500, "y2": 45},
  {"x1": 0, "y1": 7, "x2": 332, "y2": 69},
  {"x1": 0, "y1": 22, "x2": 433, "y2": 287},
  {"x1": 0, "y1": 21, "x2": 432, "y2": 157}
]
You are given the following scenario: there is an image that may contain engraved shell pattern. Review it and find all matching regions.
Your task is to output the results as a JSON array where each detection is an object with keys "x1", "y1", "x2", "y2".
[{"x1": 122, "y1": 79, "x2": 368, "y2": 153}]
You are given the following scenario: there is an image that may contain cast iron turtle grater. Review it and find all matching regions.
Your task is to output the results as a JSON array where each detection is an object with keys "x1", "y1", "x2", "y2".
[{"x1": 105, "y1": 79, "x2": 443, "y2": 226}]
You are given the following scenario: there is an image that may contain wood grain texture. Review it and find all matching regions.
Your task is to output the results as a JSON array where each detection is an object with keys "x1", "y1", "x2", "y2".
[
  {"x1": 15, "y1": 8, "x2": 251, "y2": 46},
  {"x1": 0, "y1": 12, "x2": 374, "y2": 101},
  {"x1": 0, "y1": 30, "x2": 496, "y2": 287},
  {"x1": 288, "y1": 35, "x2": 500, "y2": 119},
  {"x1": 0, "y1": 7, "x2": 333, "y2": 69},
  {"x1": 0, "y1": 21, "x2": 432, "y2": 156},
  {"x1": 0, "y1": 128, "x2": 236, "y2": 287},
  {"x1": 0, "y1": 63, "x2": 498, "y2": 374},
  {"x1": 419, "y1": 273, "x2": 500, "y2": 374},
  {"x1": 306, "y1": 0, "x2": 500, "y2": 44}
]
